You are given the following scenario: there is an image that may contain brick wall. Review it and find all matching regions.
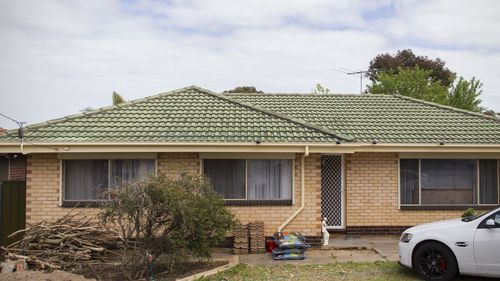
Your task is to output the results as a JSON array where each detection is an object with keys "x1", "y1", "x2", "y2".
[
  {"x1": 26, "y1": 154, "x2": 100, "y2": 224},
  {"x1": 25, "y1": 152, "x2": 322, "y2": 237},
  {"x1": 9, "y1": 155, "x2": 26, "y2": 180},
  {"x1": 157, "y1": 152, "x2": 200, "y2": 177},
  {"x1": 344, "y1": 152, "x2": 499, "y2": 229},
  {"x1": 24, "y1": 151, "x2": 499, "y2": 236},
  {"x1": 157, "y1": 152, "x2": 322, "y2": 236},
  {"x1": 228, "y1": 154, "x2": 322, "y2": 237}
]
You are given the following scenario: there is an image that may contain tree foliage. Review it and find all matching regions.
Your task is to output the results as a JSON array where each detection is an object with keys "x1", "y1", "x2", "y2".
[
  {"x1": 312, "y1": 83, "x2": 331, "y2": 95},
  {"x1": 223, "y1": 86, "x2": 263, "y2": 93},
  {"x1": 368, "y1": 49, "x2": 456, "y2": 87},
  {"x1": 446, "y1": 77, "x2": 483, "y2": 112},
  {"x1": 112, "y1": 91, "x2": 126, "y2": 105},
  {"x1": 99, "y1": 174, "x2": 237, "y2": 280},
  {"x1": 368, "y1": 67, "x2": 448, "y2": 104},
  {"x1": 368, "y1": 66, "x2": 485, "y2": 113}
]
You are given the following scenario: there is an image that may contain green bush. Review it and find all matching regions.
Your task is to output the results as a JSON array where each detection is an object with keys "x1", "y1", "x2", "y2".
[
  {"x1": 461, "y1": 208, "x2": 477, "y2": 218},
  {"x1": 99, "y1": 174, "x2": 237, "y2": 280}
]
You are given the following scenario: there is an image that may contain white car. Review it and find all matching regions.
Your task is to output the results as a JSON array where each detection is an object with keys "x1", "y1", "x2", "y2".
[{"x1": 399, "y1": 207, "x2": 500, "y2": 281}]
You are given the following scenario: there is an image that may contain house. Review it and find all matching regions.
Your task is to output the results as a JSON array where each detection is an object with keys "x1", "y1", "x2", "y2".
[
  {"x1": 0, "y1": 86, "x2": 499, "y2": 242},
  {"x1": 0, "y1": 154, "x2": 26, "y2": 182}
]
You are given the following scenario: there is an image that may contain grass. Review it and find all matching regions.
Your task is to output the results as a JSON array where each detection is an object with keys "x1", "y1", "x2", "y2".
[{"x1": 197, "y1": 261, "x2": 491, "y2": 281}]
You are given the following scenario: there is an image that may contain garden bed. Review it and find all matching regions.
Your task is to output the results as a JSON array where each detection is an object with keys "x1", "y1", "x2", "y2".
[{"x1": 71, "y1": 260, "x2": 228, "y2": 281}]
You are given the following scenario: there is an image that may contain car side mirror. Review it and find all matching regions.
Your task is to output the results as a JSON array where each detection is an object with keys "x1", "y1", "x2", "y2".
[{"x1": 485, "y1": 219, "x2": 495, "y2": 228}]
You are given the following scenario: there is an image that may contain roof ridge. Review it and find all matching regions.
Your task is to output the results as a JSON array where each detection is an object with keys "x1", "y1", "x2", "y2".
[
  {"x1": 393, "y1": 94, "x2": 500, "y2": 123},
  {"x1": 192, "y1": 86, "x2": 354, "y2": 142},
  {"x1": 9, "y1": 86, "x2": 197, "y2": 134},
  {"x1": 222, "y1": 92, "x2": 380, "y2": 97}
]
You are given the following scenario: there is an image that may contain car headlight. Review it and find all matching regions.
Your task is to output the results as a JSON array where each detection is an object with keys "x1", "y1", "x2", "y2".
[{"x1": 400, "y1": 233, "x2": 413, "y2": 243}]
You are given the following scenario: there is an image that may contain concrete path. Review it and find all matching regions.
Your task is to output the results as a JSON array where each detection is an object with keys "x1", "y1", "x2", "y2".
[
  {"x1": 327, "y1": 235, "x2": 400, "y2": 261},
  {"x1": 237, "y1": 235, "x2": 400, "y2": 266}
]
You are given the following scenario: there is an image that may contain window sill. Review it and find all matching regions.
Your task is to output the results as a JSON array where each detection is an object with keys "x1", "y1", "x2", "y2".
[
  {"x1": 61, "y1": 201, "x2": 106, "y2": 208},
  {"x1": 400, "y1": 205, "x2": 499, "y2": 211},
  {"x1": 224, "y1": 200, "x2": 292, "y2": 206}
]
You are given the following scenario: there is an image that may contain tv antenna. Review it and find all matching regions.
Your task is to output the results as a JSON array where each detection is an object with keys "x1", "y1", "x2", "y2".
[{"x1": 332, "y1": 67, "x2": 372, "y2": 94}]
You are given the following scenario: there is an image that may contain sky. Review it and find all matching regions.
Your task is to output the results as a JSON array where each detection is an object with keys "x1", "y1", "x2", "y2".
[{"x1": 1, "y1": 0, "x2": 500, "y2": 129}]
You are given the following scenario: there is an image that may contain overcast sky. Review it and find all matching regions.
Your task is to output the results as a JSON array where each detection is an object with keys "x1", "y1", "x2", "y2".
[{"x1": 1, "y1": 0, "x2": 499, "y2": 129}]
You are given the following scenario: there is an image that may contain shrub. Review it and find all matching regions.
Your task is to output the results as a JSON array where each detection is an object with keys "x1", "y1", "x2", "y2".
[
  {"x1": 99, "y1": 174, "x2": 237, "y2": 280},
  {"x1": 461, "y1": 208, "x2": 477, "y2": 218}
]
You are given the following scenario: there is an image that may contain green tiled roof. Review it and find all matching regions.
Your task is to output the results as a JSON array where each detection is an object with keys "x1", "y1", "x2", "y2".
[
  {"x1": 1, "y1": 86, "x2": 499, "y2": 144},
  {"x1": 227, "y1": 93, "x2": 500, "y2": 144},
  {"x1": 0, "y1": 86, "x2": 345, "y2": 143}
]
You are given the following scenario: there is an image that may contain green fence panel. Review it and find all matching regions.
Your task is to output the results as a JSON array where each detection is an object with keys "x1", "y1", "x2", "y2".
[{"x1": 0, "y1": 181, "x2": 26, "y2": 246}]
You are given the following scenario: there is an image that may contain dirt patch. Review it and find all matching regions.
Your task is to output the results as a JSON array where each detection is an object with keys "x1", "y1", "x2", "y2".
[
  {"x1": 0, "y1": 269, "x2": 95, "y2": 281},
  {"x1": 70, "y1": 260, "x2": 228, "y2": 281}
]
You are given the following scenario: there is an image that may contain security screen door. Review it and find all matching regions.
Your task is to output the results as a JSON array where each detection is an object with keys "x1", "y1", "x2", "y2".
[{"x1": 321, "y1": 155, "x2": 344, "y2": 229}]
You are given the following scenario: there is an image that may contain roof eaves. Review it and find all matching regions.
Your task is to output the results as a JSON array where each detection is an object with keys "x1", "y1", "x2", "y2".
[
  {"x1": 192, "y1": 86, "x2": 355, "y2": 142},
  {"x1": 393, "y1": 94, "x2": 500, "y2": 122}
]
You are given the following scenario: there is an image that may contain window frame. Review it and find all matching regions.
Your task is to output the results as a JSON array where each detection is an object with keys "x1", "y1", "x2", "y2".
[
  {"x1": 60, "y1": 158, "x2": 157, "y2": 207},
  {"x1": 398, "y1": 158, "x2": 500, "y2": 210},
  {"x1": 201, "y1": 158, "x2": 295, "y2": 206}
]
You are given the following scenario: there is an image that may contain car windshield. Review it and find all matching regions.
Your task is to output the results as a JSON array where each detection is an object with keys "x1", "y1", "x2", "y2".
[
  {"x1": 461, "y1": 215, "x2": 481, "y2": 222},
  {"x1": 461, "y1": 209, "x2": 498, "y2": 222}
]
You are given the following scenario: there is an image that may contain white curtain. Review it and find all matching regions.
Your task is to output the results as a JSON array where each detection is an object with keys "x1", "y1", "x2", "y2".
[
  {"x1": 203, "y1": 159, "x2": 246, "y2": 199},
  {"x1": 247, "y1": 159, "x2": 292, "y2": 200},
  {"x1": 110, "y1": 159, "x2": 155, "y2": 187},
  {"x1": 63, "y1": 160, "x2": 108, "y2": 200}
]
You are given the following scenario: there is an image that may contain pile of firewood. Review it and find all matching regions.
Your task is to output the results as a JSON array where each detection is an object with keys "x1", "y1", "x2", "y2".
[{"x1": 1, "y1": 213, "x2": 121, "y2": 270}]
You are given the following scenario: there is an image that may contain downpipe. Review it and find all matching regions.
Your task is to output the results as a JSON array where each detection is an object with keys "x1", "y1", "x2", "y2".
[{"x1": 278, "y1": 147, "x2": 308, "y2": 232}]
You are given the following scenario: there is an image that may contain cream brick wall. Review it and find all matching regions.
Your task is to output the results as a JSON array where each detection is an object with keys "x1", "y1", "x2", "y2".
[
  {"x1": 157, "y1": 152, "x2": 200, "y2": 177},
  {"x1": 345, "y1": 152, "x2": 499, "y2": 227},
  {"x1": 26, "y1": 154, "x2": 99, "y2": 224},
  {"x1": 25, "y1": 152, "x2": 321, "y2": 236},
  {"x1": 25, "y1": 151, "x2": 498, "y2": 234},
  {"x1": 26, "y1": 153, "x2": 201, "y2": 224},
  {"x1": 227, "y1": 154, "x2": 322, "y2": 236}
]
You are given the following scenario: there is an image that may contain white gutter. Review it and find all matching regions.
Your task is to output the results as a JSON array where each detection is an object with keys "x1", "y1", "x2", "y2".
[{"x1": 278, "y1": 146, "x2": 309, "y2": 232}]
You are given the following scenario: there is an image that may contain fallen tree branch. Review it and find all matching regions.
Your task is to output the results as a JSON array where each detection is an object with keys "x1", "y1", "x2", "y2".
[{"x1": 2, "y1": 212, "x2": 121, "y2": 270}]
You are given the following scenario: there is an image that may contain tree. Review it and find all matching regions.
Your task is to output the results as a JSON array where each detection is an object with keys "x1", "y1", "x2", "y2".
[
  {"x1": 446, "y1": 77, "x2": 483, "y2": 112},
  {"x1": 368, "y1": 49, "x2": 456, "y2": 87},
  {"x1": 112, "y1": 91, "x2": 126, "y2": 105},
  {"x1": 312, "y1": 83, "x2": 331, "y2": 95},
  {"x1": 99, "y1": 174, "x2": 237, "y2": 280},
  {"x1": 223, "y1": 86, "x2": 263, "y2": 93},
  {"x1": 368, "y1": 67, "x2": 448, "y2": 104}
]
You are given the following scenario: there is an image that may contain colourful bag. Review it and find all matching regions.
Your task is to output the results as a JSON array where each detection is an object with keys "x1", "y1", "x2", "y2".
[
  {"x1": 272, "y1": 248, "x2": 305, "y2": 255},
  {"x1": 272, "y1": 252, "x2": 306, "y2": 260}
]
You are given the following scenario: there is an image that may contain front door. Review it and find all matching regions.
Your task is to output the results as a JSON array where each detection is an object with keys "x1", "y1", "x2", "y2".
[
  {"x1": 474, "y1": 210, "x2": 500, "y2": 274},
  {"x1": 321, "y1": 155, "x2": 344, "y2": 229}
]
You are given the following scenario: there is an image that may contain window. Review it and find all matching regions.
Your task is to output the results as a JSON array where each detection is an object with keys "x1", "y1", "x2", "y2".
[
  {"x1": 0, "y1": 158, "x2": 8, "y2": 181},
  {"x1": 63, "y1": 159, "x2": 155, "y2": 203},
  {"x1": 203, "y1": 159, "x2": 293, "y2": 204},
  {"x1": 479, "y1": 160, "x2": 499, "y2": 204},
  {"x1": 400, "y1": 159, "x2": 499, "y2": 207},
  {"x1": 203, "y1": 159, "x2": 246, "y2": 199},
  {"x1": 421, "y1": 159, "x2": 476, "y2": 205}
]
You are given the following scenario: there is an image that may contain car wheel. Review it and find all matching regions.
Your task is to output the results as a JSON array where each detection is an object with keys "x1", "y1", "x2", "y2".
[{"x1": 412, "y1": 242, "x2": 458, "y2": 281}]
